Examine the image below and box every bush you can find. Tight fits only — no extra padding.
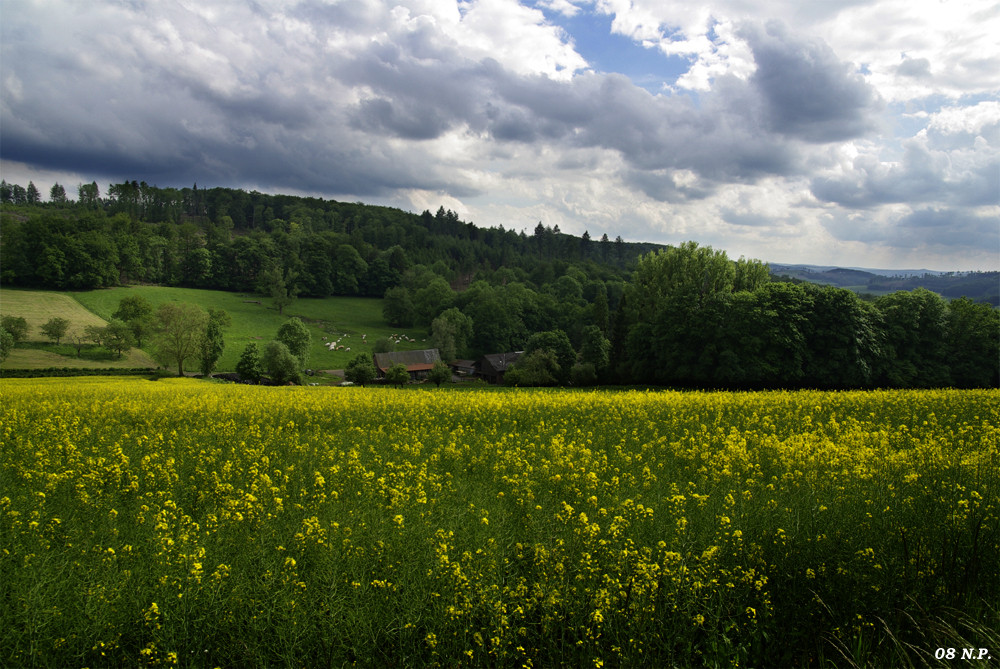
[570,362,598,386]
[263,340,302,385]
[344,353,376,387]
[276,318,311,367]
[236,342,264,383]
[384,363,409,387]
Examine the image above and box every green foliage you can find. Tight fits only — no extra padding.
[333,244,368,295]
[153,302,208,375]
[0,327,13,363]
[261,265,299,315]
[947,297,1000,388]
[344,353,376,387]
[876,288,951,388]
[276,317,311,367]
[113,295,154,346]
[570,361,598,386]
[505,349,559,387]
[373,337,395,354]
[431,307,473,362]
[384,362,409,387]
[199,312,229,376]
[578,324,610,374]
[383,286,415,327]
[413,276,454,325]
[525,329,575,385]
[103,319,135,358]
[40,317,70,345]
[262,340,302,385]
[1,315,29,344]
[236,342,264,383]
[427,360,452,387]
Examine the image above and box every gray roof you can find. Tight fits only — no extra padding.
[478,351,523,373]
[374,349,441,371]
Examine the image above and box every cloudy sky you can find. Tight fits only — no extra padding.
[2,0,998,270]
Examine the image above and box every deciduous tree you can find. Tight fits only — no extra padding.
[113,295,154,346]
[236,342,264,383]
[427,360,451,387]
[385,362,409,387]
[276,317,311,367]
[263,340,302,385]
[153,302,208,375]
[1,316,29,345]
[40,317,71,345]
[344,353,376,387]
[198,309,230,376]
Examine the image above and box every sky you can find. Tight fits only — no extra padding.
[1,0,998,271]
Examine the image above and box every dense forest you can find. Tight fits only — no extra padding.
[1,179,997,388]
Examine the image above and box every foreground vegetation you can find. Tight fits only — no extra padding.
[2,379,997,667]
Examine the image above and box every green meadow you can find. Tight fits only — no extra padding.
[1,286,430,373]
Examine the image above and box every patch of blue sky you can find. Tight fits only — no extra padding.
[543,6,691,94]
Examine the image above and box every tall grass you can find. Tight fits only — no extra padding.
[2,379,997,667]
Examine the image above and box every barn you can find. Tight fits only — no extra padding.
[475,351,523,385]
[373,349,442,381]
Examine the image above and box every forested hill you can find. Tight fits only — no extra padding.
[2,179,998,389]
[771,264,999,306]
[0,179,660,295]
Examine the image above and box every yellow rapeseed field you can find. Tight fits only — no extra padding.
[1,378,997,667]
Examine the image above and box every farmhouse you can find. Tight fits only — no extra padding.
[449,359,477,378]
[476,351,523,385]
[373,349,441,381]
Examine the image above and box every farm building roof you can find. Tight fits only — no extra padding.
[373,349,441,372]
[477,351,523,374]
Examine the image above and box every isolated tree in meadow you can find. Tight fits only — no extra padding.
[40,317,71,345]
[344,353,376,387]
[263,340,302,385]
[0,327,13,363]
[276,317,311,367]
[68,331,88,357]
[236,342,264,383]
[0,316,29,345]
[427,360,452,388]
[113,295,154,347]
[384,362,409,387]
[198,309,231,376]
[153,302,208,375]
[84,324,106,349]
[103,319,135,358]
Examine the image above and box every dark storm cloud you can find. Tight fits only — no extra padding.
[739,21,881,143]
[0,2,888,203]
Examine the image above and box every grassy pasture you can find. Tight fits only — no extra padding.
[73,286,430,372]
[0,288,158,368]
[0,288,106,332]
[2,286,428,372]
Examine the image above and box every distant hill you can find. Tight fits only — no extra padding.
[770,263,999,305]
